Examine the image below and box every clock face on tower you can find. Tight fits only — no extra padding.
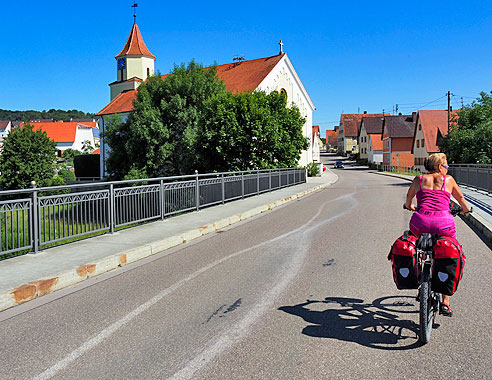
[117,58,126,70]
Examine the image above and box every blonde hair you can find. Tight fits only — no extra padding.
[424,153,447,172]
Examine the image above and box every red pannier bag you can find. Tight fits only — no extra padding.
[432,236,466,295]
[388,231,420,289]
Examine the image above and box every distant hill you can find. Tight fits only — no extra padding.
[0,109,95,122]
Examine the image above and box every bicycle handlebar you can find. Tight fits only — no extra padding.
[403,203,473,216]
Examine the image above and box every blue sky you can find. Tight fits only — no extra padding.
[2,1,492,135]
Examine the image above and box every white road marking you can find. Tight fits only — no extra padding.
[31,192,356,380]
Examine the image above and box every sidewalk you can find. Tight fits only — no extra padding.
[0,171,338,312]
[372,171,492,244]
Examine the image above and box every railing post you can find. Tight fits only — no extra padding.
[257,170,260,195]
[31,182,39,254]
[109,183,115,233]
[160,179,165,220]
[241,172,245,199]
[195,170,200,211]
[269,169,272,191]
[221,174,225,204]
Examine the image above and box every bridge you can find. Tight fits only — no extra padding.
[0,153,491,379]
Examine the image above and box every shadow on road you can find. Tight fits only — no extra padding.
[279,296,423,350]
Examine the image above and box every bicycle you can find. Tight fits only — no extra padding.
[403,203,470,344]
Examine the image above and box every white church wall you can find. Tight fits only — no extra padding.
[257,55,315,167]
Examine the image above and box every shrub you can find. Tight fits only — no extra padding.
[58,168,76,182]
[306,162,320,177]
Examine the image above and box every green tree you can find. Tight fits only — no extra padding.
[0,124,57,189]
[105,60,227,179]
[62,148,83,165]
[439,91,492,164]
[197,90,307,171]
[81,140,94,154]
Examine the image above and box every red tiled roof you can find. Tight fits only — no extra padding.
[369,134,383,151]
[312,125,320,136]
[0,121,10,130]
[326,130,338,146]
[115,23,155,60]
[414,110,459,153]
[98,54,285,116]
[341,113,388,137]
[91,148,100,155]
[97,90,138,116]
[215,54,284,93]
[26,122,78,143]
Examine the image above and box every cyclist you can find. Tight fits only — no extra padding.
[405,153,471,317]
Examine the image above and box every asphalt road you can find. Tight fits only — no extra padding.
[1,154,491,380]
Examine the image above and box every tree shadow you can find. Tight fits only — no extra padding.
[279,296,423,350]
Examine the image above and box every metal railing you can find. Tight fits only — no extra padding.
[374,164,423,176]
[0,168,306,257]
[448,164,492,193]
[375,163,492,193]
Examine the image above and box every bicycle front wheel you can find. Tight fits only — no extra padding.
[419,270,433,344]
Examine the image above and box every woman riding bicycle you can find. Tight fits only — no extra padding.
[405,153,471,317]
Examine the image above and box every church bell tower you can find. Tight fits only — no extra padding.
[109,21,156,101]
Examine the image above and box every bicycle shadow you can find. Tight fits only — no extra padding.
[278,296,423,350]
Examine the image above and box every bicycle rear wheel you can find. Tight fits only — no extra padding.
[419,269,434,344]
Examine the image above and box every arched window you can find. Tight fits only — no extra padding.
[279,88,287,101]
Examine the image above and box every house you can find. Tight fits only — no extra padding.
[358,116,384,163]
[337,112,387,155]
[312,125,322,162]
[325,128,338,151]
[0,121,12,148]
[26,121,98,156]
[412,110,450,170]
[97,22,315,179]
[382,114,416,166]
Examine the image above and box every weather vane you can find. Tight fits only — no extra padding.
[132,1,138,23]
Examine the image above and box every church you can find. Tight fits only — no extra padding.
[97,21,315,178]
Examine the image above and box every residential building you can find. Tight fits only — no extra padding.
[382,114,416,166]
[359,116,384,163]
[412,110,449,170]
[312,125,321,162]
[0,121,12,148]
[358,116,384,160]
[325,128,338,151]
[97,22,315,179]
[337,113,387,155]
[26,121,98,156]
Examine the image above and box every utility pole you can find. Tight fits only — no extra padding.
[396,104,399,115]
[447,91,451,133]
[461,97,464,108]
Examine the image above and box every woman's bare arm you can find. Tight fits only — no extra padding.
[405,177,419,211]
[449,176,472,213]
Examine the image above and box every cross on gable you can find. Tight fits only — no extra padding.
[279,40,284,54]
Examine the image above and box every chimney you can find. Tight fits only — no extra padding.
[363,110,367,114]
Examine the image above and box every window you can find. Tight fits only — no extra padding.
[419,123,422,130]
[421,139,425,147]
[279,88,287,101]
[147,68,150,77]
[417,140,420,148]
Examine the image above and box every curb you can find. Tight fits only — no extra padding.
[370,170,492,243]
[0,177,337,312]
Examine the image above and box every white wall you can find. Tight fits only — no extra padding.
[257,55,315,167]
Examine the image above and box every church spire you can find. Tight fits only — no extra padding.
[115,23,155,60]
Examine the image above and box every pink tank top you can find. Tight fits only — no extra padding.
[416,175,451,212]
